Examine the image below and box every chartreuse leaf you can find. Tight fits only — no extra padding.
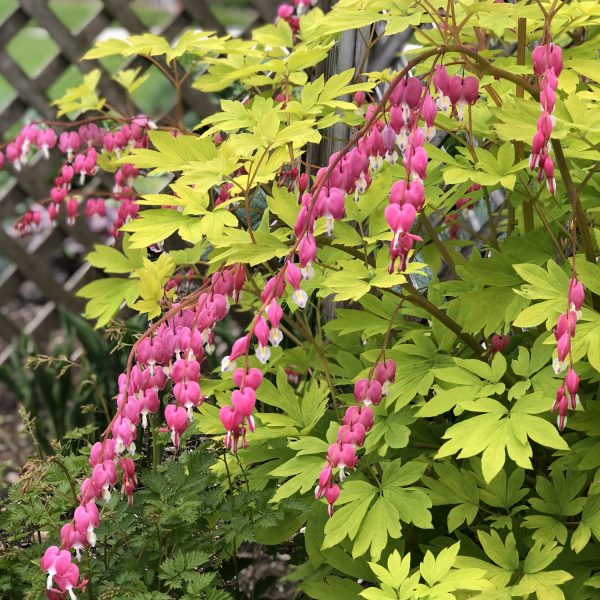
[258,369,328,433]
[478,530,519,571]
[362,541,490,598]
[319,260,371,302]
[79,235,164,326]
[423,463,480,532]
[325,308,391,337]
[269,455,325,502]
[131,254,175,319]
[82,38,128,59]
[445,249,528,337]
[112,67,149,94]
[78,277,139,328]
[322,482,377,550]
[472,460,528,512]
[513,261,570,328]
[381,460,433,541]
[305,505,374,581]
[369,550,411,589]
[267,185,300,228]
[436,393,569,482]
[209,227,288,266]
[351,496,401,560]
[300,380,330,433]
[125,130,218,174]
[512,542,571,598]
[321,460,431,561]
[53,69,105,116]
[420,542,461,586]
[573,495,600,553]
[522,470,586,546]
[86,236,144,274]
[364,409,414,456]
[119,209,185,248]
[121,206,239,249]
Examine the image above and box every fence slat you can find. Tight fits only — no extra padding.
[101,0,147,34]
[180,0,226,35]
[0,49,54,119]
[0,7,29,42]
[0,228,83,314]
[19,0,130,113]
[0,98,26,137]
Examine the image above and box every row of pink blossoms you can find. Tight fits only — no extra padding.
[41,264,248,597]
[530,43,562,194]
[2,117,152,238]
[551,277,584,430]
[316,361,397,515]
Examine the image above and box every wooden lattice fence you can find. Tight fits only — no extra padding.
[0,0,279,362]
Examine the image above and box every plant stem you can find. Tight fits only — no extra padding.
[420,213,465,276]
[299,312,341,420]
[152,415,159,473]
[551,139,596,264]
[516,18,534,232]
[51,456,78,505]
[222,450,240,591]
[402,282,481,354]
[85,551,94,600]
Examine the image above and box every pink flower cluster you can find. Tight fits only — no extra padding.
[530,44,563,194]
[40,547,87,599]
[315,360,396,516]
[40,266,248,597]
[217,261,314,449]
[382,70,478,267]
[384,77,431,272]
[3,116,154,238]
[551,277,584,430]
[432,66,479,120]
[276,0,317,33]
[60,501,100,560]
[220,368,262,452]
[4,123,57,170]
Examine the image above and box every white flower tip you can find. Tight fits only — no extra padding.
[269,328,283,346]
[256,345,271,364]
[300,265,315,281]
[292,289,308,308]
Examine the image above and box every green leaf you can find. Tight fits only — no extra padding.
[477,530,519,571]
[523,541,563,574]
[86,242,144,274]
[266,185,299,228]
[322,489,377,549]
[269,455,324,502]
[120,209,186,248]
[352,496,401,560]
[53,69,105,116]
[303,576,363,600]
[496,141,515,175]
[77,277,139,327]
[420,542,460,586]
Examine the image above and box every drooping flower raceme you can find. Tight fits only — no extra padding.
[315,361,396,516]
[551,277,584,430]
[530,43,562,194]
